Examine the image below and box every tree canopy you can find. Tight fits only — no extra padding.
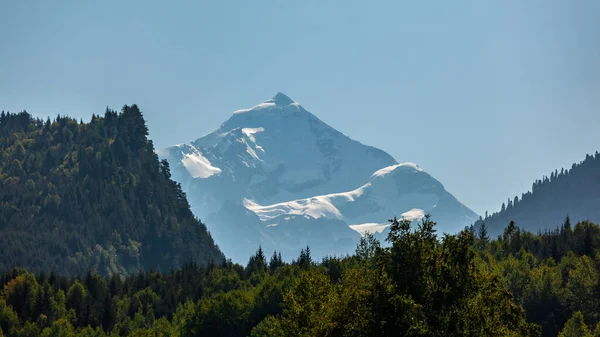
[5,215,599,336]
[0,107,223,276]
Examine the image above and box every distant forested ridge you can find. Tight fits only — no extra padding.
[0,215,545,337]
[0,107,223,276]
[3,215,600,336]
[474,152,600,236]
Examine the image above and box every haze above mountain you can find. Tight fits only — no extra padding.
[161,93,478,262]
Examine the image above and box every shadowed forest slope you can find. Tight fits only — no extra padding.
[0,107,223,276]
[474,152,600,236]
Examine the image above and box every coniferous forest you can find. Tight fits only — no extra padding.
[474,152,600,237]
[0,107,223,276]
[1,107,600,336]
[3,215,600,336]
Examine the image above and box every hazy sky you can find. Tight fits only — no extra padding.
[1,1,599,216]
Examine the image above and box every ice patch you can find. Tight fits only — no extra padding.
[233,102,276,114]
[245,196,344,221]
[181,152,222,178]
[234,128,266,160]
[349,223,390,236]
[401,208,426,221]
[242,127,265,138]
[245,142,261,160]
[244,180,369,223]
[349,209,424,236]
[371,162,423,178]
[242,127,266,152]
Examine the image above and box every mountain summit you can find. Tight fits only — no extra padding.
[175,93,397,208]
[161,94,478,262]
[267,92,296,106]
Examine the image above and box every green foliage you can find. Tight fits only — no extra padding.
[559,311,593,337]
[66,281,86,326]
[183,289,256,336]
[476,219,600,336]
[0,297,19,335]
[1,189,600,337]
[0,108,223,276]
[3,273,39,322]
[5,106,598,335]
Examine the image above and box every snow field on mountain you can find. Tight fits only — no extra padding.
[181,150,222,178]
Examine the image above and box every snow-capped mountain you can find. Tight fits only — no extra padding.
[161,93,478,262]
[246,162,475,235]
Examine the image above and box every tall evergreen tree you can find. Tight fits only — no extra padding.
[478,222,489,243]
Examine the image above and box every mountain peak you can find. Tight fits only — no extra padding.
[164,94,479,262]
[266,92,295,106]
[232,92,300,115]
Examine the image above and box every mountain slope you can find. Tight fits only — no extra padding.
[246,162,476,235]
[0,108,224,276]
[162,93,478,262]
[475,152,600,236]
[162,93,397,215]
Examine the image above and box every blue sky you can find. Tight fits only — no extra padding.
[1,1,599,216]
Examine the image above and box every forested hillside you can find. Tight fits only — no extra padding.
[2,106,599,336]
[3,216,600,336]
[0,215,546,337]
[475,152,600,236]
[0,107,223,276]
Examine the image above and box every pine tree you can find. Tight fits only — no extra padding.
[296,246,312,269]
[268,251,283,272]
[564,215,572,231]
[247,246,267,275]
[478,223,489,243]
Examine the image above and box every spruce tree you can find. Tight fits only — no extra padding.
[563,215,572,231]
[478,223,489,243]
